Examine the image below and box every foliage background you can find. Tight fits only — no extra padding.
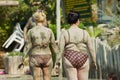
[0,0,56,50]
[0,0,107,50]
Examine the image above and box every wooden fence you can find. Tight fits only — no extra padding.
[89,38,120,79]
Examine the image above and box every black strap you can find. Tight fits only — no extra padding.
[67,30,70,43]
[83,30,84,43]
[65,30,70,46]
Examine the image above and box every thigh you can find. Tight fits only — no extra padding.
[43,58,53,75]
[42,64,52,80]
[42,67,51,76]
[77,58,90,80]
[46,58,53,68]
[29,55,39,67]
[63,57,78,80]
[31,66,41,80]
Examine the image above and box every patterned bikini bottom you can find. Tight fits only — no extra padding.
[64,50,88,69]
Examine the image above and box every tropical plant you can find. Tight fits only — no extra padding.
[107,14,120,47]
[86,27,102,38]
[91,0,97,4]
[109,15,120,28]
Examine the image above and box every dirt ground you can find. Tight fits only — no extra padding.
[0,75,104,80]
[0,75,66,80]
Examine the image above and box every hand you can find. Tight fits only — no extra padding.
[18,57,25,69]
[18,62,24,69]
[53,61,60,73]
[54,62,60,69]
[92,61,97,70]
[52,62,60,76]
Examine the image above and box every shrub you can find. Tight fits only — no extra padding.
[8,51,24,56]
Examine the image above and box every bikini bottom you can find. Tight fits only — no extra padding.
[30,54,51,68]
[64,50,88,69]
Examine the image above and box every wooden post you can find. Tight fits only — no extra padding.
[56,0,61,41]
[56,0,62,80]
[0,0,19,6]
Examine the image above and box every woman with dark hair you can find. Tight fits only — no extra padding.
[23,10,58,80]
[23,16,36,42]
[55,11,97,80]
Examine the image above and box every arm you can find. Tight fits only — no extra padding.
[50,29,58,54]
[23,18,31,42]
[18,31,32,68]
[85,30,96,63]
[56,30,65,63]
[23,27,27,41]
[23,30,32,59]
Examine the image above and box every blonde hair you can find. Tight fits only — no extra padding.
[33,10,46,23]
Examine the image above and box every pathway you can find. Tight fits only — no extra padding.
[0,74,105,80]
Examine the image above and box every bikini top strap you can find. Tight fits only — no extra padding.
[83,30,85,43]
[65,30,70,46]
[67,30,70,43]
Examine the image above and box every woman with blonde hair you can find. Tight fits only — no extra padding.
[24,10,58,80]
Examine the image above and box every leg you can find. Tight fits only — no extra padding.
[31,66,41,80]
[29,57,41,80]
[77,59,90,80]
[42,58,53,80]
[63,57,78,80]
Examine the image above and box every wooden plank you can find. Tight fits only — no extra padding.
[63,0,91,18]
[0,1,19,6]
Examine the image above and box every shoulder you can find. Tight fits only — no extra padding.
[28,17,32,21]
[45,27,54,35]
[83,30,89,36]
[83,29,91,41]
[60,28,68,37]
[28,26,38,33]
[61,28,67,34]
[47,28,52,32]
